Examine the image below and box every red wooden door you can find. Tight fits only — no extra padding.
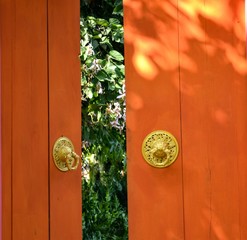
[1,0,81,239]
[125,0,247,239]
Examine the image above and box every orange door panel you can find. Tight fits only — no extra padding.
[1,1,49,238]
[180,1,247,238]
[48,0,82,239]
[1,0,81,239]
[124,0,184,239]
[124,0,247,239]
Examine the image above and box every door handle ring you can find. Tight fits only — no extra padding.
[53,136,80,172]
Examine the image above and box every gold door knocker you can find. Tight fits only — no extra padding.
[53,136,80,171]
[142,130,179,168]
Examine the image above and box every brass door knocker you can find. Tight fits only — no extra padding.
[53,136,80,171]
[142,130,179,168]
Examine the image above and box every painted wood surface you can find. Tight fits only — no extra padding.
[1,0,49,239]
[48,0,82,239]
[1,0,81,239]
[124,0,247,239]
[0,1,13,238]
[180,1,247,239]
[124,0,185,239]
[0,10,2,239]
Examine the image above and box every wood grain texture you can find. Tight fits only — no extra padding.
[12,0,49,239]
[0,18,2,239]
[1,1,82,239]
[124,0,184,239]
[179,0,247,239]
[1,0,49,239]
[0,1,13,238]
[125,0,247,239]
[48,0,82,239]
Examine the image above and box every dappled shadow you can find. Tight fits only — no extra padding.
[124,0,247,239]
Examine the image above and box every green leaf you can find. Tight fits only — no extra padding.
[109,18,120,24]
[92,40,99,49]
[97,111,102,121]
[95,70,109,81]
[113,4,123,16]
[87,89,93,99]
[109,50,124,61]
[96,18,109,27]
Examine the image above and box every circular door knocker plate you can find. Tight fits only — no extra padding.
[142,130,179,168]
[53,136,80,172]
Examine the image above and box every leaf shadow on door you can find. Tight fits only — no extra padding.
[124,0,247,239]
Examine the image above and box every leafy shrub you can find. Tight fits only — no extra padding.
[80,0,128,239]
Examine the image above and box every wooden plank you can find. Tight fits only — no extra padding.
[7,0,49,239]
[0,1,13,238]
[48,0,82,239]
[124,0,184,239]
[179,0,247,238]
[0,44,1,239]
[0,25,2,240]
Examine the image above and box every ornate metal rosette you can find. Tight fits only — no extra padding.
[53,136,75,172]
[142,130,179,168]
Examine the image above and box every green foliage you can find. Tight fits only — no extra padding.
[80,0,127,239]
[81,0,123,19]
